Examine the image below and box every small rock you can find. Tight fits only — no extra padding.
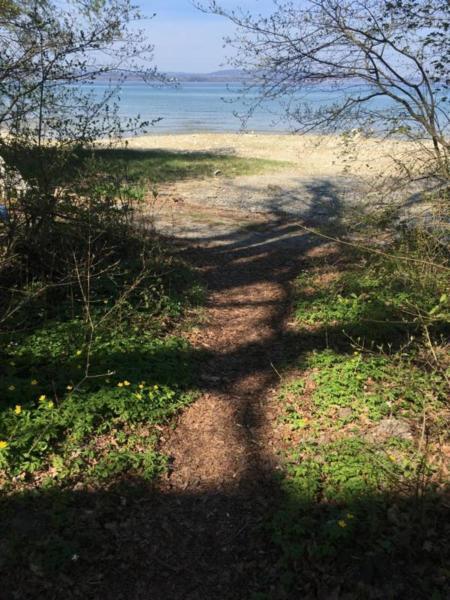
[337,407,353,419]
[368,417,413,441]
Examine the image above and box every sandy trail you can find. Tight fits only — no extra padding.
[131,133,421,241]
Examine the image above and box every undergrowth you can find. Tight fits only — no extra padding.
[0,192,204,488]
[0,145,208,594]
[271,211,450,598]
[0,244,199,485]
[0,270,202,487]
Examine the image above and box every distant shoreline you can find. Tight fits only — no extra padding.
[94,69,248,84]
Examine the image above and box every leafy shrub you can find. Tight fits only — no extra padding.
[0,208,203,485]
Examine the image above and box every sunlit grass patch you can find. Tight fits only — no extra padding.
[293,260,449,343]
[274,234,450,596]
[273,346,448,595]
[271,437,445,589]
[91,148,291,184]
[305,349,445,422]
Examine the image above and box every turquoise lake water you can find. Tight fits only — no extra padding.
[93,81,396,134]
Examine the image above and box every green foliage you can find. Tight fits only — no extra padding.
[275,224,450,596]
[0,372,192,478]
[304,350,445,422]
[0,219,203,485]
[274,359,446,595]
[273,438,393,561]
[294,259,449,336]
[271,435,448,596]
[283,438,398,507]
[295,269,385,326]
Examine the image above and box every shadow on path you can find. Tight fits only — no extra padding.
[2,186,448,600]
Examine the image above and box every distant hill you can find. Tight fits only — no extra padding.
[94,69,248,83]
[167,70,248,82]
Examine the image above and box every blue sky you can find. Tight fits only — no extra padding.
[138,1,274,72]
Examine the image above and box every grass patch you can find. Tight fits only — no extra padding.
[271,436,448,598]
[304,349,445,422]
[294,258,449,343]
[273,344,449,597]
[91,148,291,185]
[0,331,196,483]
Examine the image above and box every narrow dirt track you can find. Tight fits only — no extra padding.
[160,243,290,493]
[120,213,336,600]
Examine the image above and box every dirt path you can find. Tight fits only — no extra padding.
[112,141,414,596]
[111,137,370,597]
[160,231,301,494]
[120,208,335,600]
[159,209,334,494]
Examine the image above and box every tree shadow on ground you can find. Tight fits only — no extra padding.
[0,145,286,190]
[2,181,448,600]
[2,470,449,599]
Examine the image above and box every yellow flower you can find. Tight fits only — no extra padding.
[153,385,159,391]
[138,384,145,390]
[117,382,124,388]
[31,379,38,386]
[346,513,354,520]
[338,520,347,528]
[66,385,73,391]
[75,350,82,356]
[123,380,131,387]
[14,405,22,415]
[8,385,15,391]
[0,441,8,450]
[38,394,47,402]
[135,393,143,400]
[47,401,54,409]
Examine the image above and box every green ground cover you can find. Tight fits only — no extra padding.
[0,218,205,489]
[271,243,450,598]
